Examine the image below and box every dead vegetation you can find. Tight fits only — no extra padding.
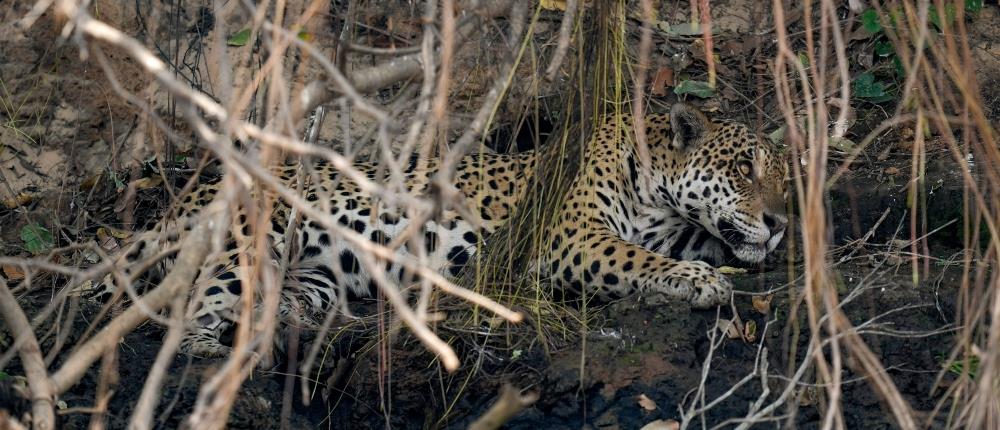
[1,0,999,429]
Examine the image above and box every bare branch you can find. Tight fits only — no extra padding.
[544,0,578,82]
[50,218,216,394]
[468,384,539,430]
[0,279,56,430]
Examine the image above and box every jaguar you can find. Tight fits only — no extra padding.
[83,103,788,357]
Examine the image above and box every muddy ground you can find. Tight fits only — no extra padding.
[2,1,999,429]
[36,244,965,429]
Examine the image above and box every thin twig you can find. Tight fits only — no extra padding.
[50,218,215,394]
[544,0,578,82]
[467,384,539,430]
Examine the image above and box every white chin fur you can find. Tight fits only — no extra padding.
[734,243,767,263]
[767,230,785,252]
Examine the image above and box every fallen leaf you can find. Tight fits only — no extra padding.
[798,386,820,407]
[650,67,674,96]
[718,266,747,275]
[743,319,758,343]
[752,294,773,315]
[108,228,132,239]
[540,0,566,10]
[20,223,54,255]
[768,125,787,144]
[640,419,680,430]
[2,265,25,281]
[295,27,313,42]
[658,22,709,37]
[227,28,252,46]
[637,393,658,411]
[829,136,856,151]
[80,249,101,264]
[2,192,34,209]
[79,170,104,191]
[674,80,716,98]
[133,176,163,190]
[890,239,910,249]
[720,316,742,339]
[96,228,121,252]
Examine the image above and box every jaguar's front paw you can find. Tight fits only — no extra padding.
[682,261,733,308]
[180,331,233,358]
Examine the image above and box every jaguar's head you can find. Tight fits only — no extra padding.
[651,103,789,263]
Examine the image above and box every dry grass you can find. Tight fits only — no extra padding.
[0,0,997,429]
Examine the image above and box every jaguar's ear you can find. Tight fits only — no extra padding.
[670,103,712,150]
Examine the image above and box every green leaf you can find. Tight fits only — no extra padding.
[853,72,895,102]
[673,80,715,98]
[946,356,980,378]
[227,28,252,46]
[929,4,957,31]
[797,52,810,68]
[965,0,983,13]
[892,55,906,78]
[20,223,54,255]
[767,125,786,144]
[0,371,9,381]
[852,73,879,96]
[829,136,856,151]
[928,6,941,30]
[875,40,894,57]
[109,171,125,191]
[861,9,882,33]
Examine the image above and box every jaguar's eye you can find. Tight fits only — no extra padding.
[737,160,754,179]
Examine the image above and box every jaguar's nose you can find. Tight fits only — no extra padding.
[763,213,787,236]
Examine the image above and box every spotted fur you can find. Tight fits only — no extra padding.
[84,103,787,357]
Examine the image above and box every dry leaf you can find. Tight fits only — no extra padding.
[718,266,747,275]
[720,317,742,339]
[743,319,757,343]
[798,386,820,407]
[650,67,674,96]
[96,228,121,252]
[540,0,566,11]
[80,249,101,264]
[889,239,910,249]
[2,264,25,281]
[98,227,133,240]
[884,166,900,176]
[487,316,507,328]
[640,419,680,430]
[2,192,34,209]
[752,294,773,315]
[79,170,104,191]
[133,176,163,190]
[885,253,903,266]
[637,393,658,411]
